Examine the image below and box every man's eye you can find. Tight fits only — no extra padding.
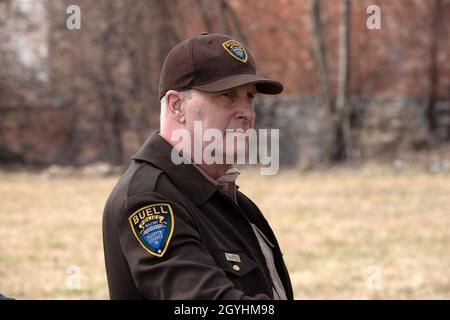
[221,92,233,98]
[248,92,255,99]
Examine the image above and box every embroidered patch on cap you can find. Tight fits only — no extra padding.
[222,39,248,63]
[128,203,174,257]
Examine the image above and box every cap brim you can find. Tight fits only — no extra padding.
[193,74,283,95]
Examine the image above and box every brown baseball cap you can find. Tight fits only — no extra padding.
[159,32,283,99]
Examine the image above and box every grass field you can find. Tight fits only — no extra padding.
[0,167,449,299]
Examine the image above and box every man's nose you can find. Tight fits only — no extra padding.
[236,99,255,123]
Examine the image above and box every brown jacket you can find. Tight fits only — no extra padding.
[102,132,293,299]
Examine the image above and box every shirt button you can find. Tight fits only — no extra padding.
[232,264,240,272]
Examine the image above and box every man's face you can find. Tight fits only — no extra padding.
[183,85,257,163]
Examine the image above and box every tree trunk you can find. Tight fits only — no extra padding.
[336,0,352,160]
[222,0,248,44]
[100,1,124,165]
[218,0,230,34]
[426,0,442,141]
[311,0,338,162]
[195,0,213,32]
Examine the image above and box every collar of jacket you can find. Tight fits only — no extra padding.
[131,131,218,205]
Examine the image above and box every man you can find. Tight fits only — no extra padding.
[103,32,293,299]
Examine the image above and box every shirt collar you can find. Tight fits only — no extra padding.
[195,163,241,203]
[131,132,218,205]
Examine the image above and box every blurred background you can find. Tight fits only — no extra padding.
[0,0,449,299]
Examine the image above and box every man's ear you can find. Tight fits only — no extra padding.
[166,90,186,124]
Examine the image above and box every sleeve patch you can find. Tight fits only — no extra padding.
[128,203,174,257]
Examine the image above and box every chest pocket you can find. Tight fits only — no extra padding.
[211,250,258,277]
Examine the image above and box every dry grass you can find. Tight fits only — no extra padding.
[0,167,449,299]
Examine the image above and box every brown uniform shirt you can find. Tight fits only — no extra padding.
[102,132,293,299]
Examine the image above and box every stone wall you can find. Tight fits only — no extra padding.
[256,96,450,166]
